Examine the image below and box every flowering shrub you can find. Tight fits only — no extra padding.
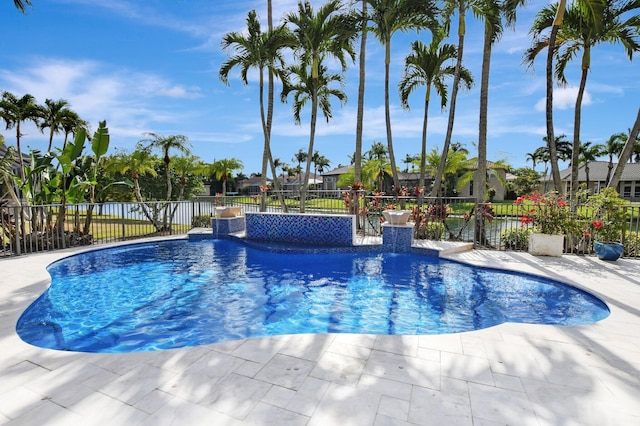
[515,191,576,235]
[587,188,626,243]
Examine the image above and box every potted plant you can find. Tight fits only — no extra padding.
[515,191,577,256]
[588,188,626,261]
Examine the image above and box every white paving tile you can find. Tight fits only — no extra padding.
[2,243,640,425]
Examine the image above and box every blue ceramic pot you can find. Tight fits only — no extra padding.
[593,241,624,261]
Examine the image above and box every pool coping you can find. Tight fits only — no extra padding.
[0,237,638,425]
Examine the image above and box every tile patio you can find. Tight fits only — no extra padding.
[0,240,638,425]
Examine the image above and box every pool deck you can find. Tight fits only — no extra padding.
[0,238,639,425]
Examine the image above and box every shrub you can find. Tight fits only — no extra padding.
[500,227,530,250]
[191,214,212,227]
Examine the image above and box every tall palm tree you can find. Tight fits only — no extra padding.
[219,9,295,209]
[284,0,358,212]
[399,36,473,196]
[211,158,244,196]
[432,0,474,197]
[140,133,191,202]
[366,0,439,196]
[527,0,605,195]
[354,0,367,185]
[282,63,347,206]
[526,0,640,199]
[366,141,388,161]
[0,92,43,181]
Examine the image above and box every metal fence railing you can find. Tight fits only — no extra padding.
[2,192,639,259]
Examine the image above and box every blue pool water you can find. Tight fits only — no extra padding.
[17,239,610,353]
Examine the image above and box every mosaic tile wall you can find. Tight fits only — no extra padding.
[382,224,415,253]
[245,213,355,246]
[211,216,246,238]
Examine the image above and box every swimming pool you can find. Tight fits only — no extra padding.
[17,239,610,353]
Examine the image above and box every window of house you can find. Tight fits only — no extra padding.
[469,180,474,196]
[634,182,640,199]
[623,184,632,198]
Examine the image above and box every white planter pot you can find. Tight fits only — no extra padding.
[528,232,564,257]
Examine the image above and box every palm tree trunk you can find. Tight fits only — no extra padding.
[476,27,490,205]
[609,107,640,189]
[418,90,430,207]
[384,40,401,199]
[570,53,589,198]
[354,0,367,186]
[432,1,465,197]
[545,0,566,195]
[301,81,319,213]
[605,153,614,186]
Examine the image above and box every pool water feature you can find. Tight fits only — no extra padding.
[16,239,610,353]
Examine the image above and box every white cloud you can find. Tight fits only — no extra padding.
[534,86,592,111]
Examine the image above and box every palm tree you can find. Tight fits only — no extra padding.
[219,9,295,209]
[140,133,191,202]
[526,0,640,199]
[603,132,626,185]
[366,141,388,161]
[292,148,308,184]
[366,0,439,196]
[0,92,43,181]
[579,141,605,190]
[525,150,539,171]
[527,0,607,195]
[211,158,244,196]
[107,147,161,227]
[13,0,31,13]
[353,0,368,186]
[60,111,88,150]
[283,0,358,211]
[39,98,75,152]
[432,0,474,197]
[399,36,473,196]
[172,155,206,201]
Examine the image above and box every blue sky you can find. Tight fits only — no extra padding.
[1,0,638,176]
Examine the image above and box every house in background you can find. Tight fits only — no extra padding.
[542,161,640,201]
[457,161,509,201]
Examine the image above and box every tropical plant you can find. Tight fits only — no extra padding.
[0,92,43,181]
[579,141,605,189]
[399,35,473,197]
[366,0,439,196]
[283,0,358,211]
[587,187,627,243]
[13,0,31,13]
[516,191,577,235]
[219,9,295,208]
[211,158,244,196]
[526,0,640,199]
[39,98,75,152]
[140,132,191,203]
[602,132,625,185]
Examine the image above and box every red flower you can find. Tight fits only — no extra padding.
[592,220,603,229]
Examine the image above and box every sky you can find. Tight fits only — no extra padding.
[1,0,639,177]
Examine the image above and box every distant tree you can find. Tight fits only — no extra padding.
[211,158,244,196]
[0,92,43,181]
[39,99,75,152]
[512,167,542,196]
[140,133,191,202]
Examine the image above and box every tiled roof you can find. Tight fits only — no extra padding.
[542,161,640,182]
